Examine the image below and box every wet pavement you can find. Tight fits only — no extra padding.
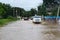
[0,20,60,40]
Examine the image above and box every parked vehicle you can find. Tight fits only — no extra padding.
[30,16,34,20]
[24,17,29,20]
[32,16,42,23]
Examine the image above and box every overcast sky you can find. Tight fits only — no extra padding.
[0,0,43,11]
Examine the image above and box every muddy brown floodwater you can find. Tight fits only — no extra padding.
[0,20,60,40]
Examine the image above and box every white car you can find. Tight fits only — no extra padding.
[32,16,42,23]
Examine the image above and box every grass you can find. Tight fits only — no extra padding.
[0,18,17,27]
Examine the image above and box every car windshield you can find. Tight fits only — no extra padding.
[34,16,41,18]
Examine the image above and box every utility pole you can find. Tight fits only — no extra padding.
[16,10,17,18]
[54,6,58,22]
[13,8,14,17]
[56,5,60,23]
[57,6,60,18]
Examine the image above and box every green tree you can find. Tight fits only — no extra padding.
[43,0,60,16]
[38,4,47,16]
[30,8,37,16]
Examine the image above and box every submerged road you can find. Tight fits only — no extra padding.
[0,20,60,40]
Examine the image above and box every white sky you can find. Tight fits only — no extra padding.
[0,0,43,11]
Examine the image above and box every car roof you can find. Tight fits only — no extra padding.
[33,16,41,18]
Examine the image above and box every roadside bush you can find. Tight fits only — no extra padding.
[0,19,16,27]
[0,19,9,25]
[7,16,14,19]
[7,16,17,21]
[0,16,20,27]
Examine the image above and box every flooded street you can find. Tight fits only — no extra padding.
[0,20,60,40]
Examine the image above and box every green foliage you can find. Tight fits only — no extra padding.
[0,2,27,18]
[0,18,18,26]
[43,0,59,8]
[7,16,14,19]
[38,4,47,16]
[52,8,58,16]
[7,16,18,21]
[38,0,58,16]
[30,8,37,16]
[21,8,37,17]
[0,19,11,25]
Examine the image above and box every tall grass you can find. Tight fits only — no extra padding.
[0,16,20,27]
[0,19,17,27]
[0,19,10,25]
